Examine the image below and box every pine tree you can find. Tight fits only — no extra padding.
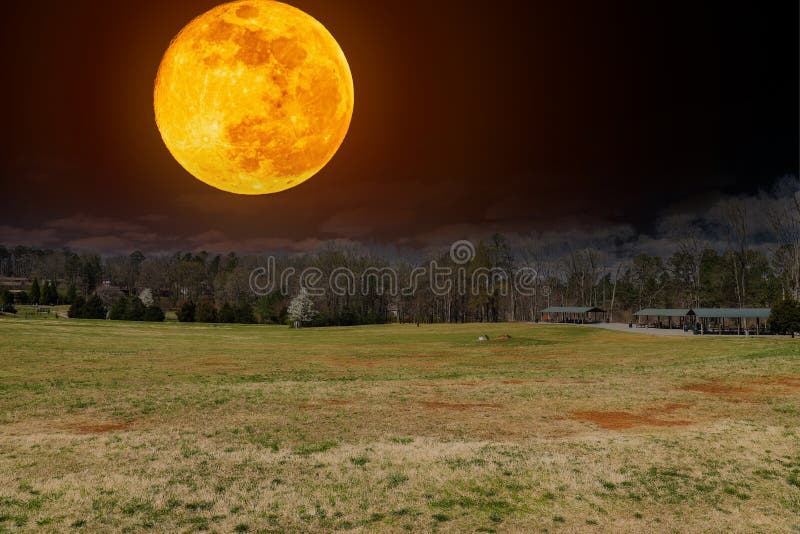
[42,281,58,306]
[29,278,41,305]
[68,296,86,318]
[65,283,77,305]
[83,295,107,319]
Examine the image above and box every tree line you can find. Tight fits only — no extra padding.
[2,181,800,325]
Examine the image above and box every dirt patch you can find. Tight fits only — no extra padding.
[328,359,378,368]
[495,334,513,340]
[572,411,693,430]
[573,402,694,430]
[421,401,503,411]
[659,402,694,413]
[72,422,133,434]
[682,382,753,395]
[501,379,526,384]
[300,399,352,409]
[409,381,479,387]
[752,376,800,388]
[328,354,446,369]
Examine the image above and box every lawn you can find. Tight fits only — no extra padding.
[0,318,799,532]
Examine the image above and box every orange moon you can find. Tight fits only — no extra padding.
[154,1,354,195]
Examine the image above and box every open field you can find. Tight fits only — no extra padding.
[1,319,799,532]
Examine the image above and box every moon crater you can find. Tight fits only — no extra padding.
[154,1,354,194]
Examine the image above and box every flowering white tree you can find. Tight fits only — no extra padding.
[138,288,154,307]
[288,288,317,327]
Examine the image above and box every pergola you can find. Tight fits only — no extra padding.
[693,308,771,335]
[541,306,606,324]
[631,307,772,334]
[633,308,695,329]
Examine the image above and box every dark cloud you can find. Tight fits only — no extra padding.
[0,0,796,250]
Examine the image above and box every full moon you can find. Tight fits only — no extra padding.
[154,1,354,195]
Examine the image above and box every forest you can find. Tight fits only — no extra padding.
[2,180,800,325]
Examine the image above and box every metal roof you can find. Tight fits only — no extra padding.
[692,308,771,319]
[541,306,605,314]
[634,308,694,317]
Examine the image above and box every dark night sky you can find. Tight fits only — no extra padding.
[0,1,797,252]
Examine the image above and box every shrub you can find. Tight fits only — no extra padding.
[109,296,163,322]
[234,302,255,324]
[769,299,800,335]
[254,292,287,324]
[69,296,86,318]
[126,297,146,321]
[0,288,13,306]
[195,298,218,323]
[70,295,107,319]
[177,300,196,322]
[218,303,235,323]
[143,305,165,322]
[109,298,128,320]
[83,295,107,319]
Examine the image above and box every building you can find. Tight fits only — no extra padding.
[633,307,771,334]
[540,306,606,324]
[633,308,695,329]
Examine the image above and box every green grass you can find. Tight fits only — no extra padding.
[0,317,799,531]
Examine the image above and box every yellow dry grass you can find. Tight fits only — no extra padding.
[0,318,798,532]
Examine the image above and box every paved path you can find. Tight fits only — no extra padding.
[535,321,692,336]
[539,321,780,338]
[579,322,694,336]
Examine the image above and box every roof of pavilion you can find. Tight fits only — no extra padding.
[541,306,605,314]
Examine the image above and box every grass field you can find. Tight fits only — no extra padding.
[1,318,799,532]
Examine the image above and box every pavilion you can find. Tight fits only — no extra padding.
[632,307,771,334]
[693,308,771,335]
[633,308,695,329]
[540,306,606,324]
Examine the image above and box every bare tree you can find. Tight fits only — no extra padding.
[661,214,707,308]
[720,199,750,309]
[766,177,800,300]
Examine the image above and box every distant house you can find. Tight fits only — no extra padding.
[0,277,29,290]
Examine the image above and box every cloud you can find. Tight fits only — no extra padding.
[1,176,796,259]
[184,230,324,254]
[319,208,417,237]
[44,214,147,235]
[64,235,131,252]
[0,225,59,247]
[138,213,168,223]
